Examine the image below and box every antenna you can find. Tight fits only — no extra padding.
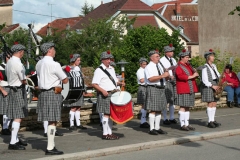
[48,3,55,22]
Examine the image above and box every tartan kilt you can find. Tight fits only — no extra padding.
[5,88,28,119]
[69,95,84,107]
[165,81,176,104]
[37,90,63,121]
[96,92,112,114]
[136,86,146,106]
[201,81,219,102]
[174,93,195,107]
[0,87,10,115]
[145,86,167,112]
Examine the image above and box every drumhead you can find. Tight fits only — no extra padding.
[111,91,132,106]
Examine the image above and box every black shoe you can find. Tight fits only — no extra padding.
[140,122,150,128]
[17,139,28,146]
[156,129,168,134]
[163,119,171,125]
[238,104,240,108]
[230,102,235,108]
[69,126,77,131]
[1,129,11,135]
[180,125,189,131]
[55,131,63,136]
[8,143,26,150]
[227,101,233,108]
[149,129,158,135]
[43,133,47,137]
[76,125,87,130]
[169,119,178,124]
[213,121,221,127]
[45,147,64,155]
[187,125,195,131]
[207,122,216,128]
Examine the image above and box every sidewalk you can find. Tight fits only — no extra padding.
[0,107,240,160]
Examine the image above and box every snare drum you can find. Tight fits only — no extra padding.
[110,91,131,106]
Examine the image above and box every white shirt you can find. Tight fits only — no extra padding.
[145,61,166,86]
[0,63,8,86]
[136,67,145,85]
[92,63,118,91]
[36,56,67,89]
[202,63,220,87]
[5,56,26,86]
[160,56,177,77]
[72,66,80,72]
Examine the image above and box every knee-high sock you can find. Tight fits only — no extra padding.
[75,111,81,126]
[140,109,147,124]
[169,105,175,120]
[69,111,75,127]
[149,113,155,130]
[178,111,185,127]
[3,115,10,129]
[162,109,167,121]
[155,114,161,130]
[43,121,48,133]
[47,125,56,150]
[102,117,109,135]
[99,113,103,123]
[108,118,113,135]
[185,111,190,126]
[207,107,212,122]
[212,107,216,121]
[10,121,20,144]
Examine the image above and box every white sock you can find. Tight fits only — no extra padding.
[99,113,103,123]
[75,111,81,126]
[108,118,113,135]
[155,114,161,130]
[162,109,167,121]
[102,117,109,135]
[149,113,155,130]
[43,121,48,133]
[3,115,10,129]
[212,107,216,121]
[10,121,20,144]
[169,105,175,120]
[47,125,56,150]
[185,111,190,126]
[140,109,147,124]
[69,111,75,127]
[178,111,185,127]
[207,107,212,122]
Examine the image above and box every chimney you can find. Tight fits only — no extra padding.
[101,1,103,5]
[47,23,52,36]
[66,23,70,30]
[175,2,181,16]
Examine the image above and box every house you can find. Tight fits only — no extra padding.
[1,23,21,33]
[0,0,13,25]
[37,17,83,36]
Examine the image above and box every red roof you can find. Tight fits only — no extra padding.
[128,16,158,28]
[159,4,198,43]
[37,17,82,36]
[120,0,153,11]
[1,23,19,33]
[152,0,193,10]
[0,0,13,5]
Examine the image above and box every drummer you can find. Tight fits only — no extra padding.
[92,51,125,140]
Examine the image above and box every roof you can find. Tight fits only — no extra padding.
[1,23,20,33]
[151,0,193,10]
[159,4,198,43]
[128,16,158,28]
[0,0,13,6]
[37,17,82,36]
[120,0,153,11]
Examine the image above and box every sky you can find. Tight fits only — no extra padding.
[12,0,169,32]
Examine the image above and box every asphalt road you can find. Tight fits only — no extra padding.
[91,135,240,160]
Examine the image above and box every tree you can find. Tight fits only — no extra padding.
[80,1,94,16]
[228,6,240,16]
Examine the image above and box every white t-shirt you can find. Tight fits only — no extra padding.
[145,61,166,86]
[202,63,221,87]
[136,67,145,85]
[160,56,177,77]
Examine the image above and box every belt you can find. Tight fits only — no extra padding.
[9,86,22,89]
[213,79,218,81]
[148,85,165,89]
[139,85,147,87]
[40,87,54,92]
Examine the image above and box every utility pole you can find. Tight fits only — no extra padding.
[48,3,55,22]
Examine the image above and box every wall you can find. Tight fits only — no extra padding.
[0,6,12,25]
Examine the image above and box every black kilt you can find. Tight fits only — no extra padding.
[69,96,84,107]
[37,90,63,121]
[165,81,176,104]
[5,87,28,119]
[136,86,146,106]
[201,81,219,102]
[175,93,195,107]
[96,92,112,114]
[0,87,10,115]
[145,86,167,112]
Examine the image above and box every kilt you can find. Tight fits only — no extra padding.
[0,87,10,115]
[175,93,195,107]
[5,87,28,119]
[201,81,219,102]
[145,86,167,112]
[37,90,63,121]
[136,86,146,106]
[69,96,84,107]
[165,81,176,104]
[96,92,112,114]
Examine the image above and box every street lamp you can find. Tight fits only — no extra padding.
[116,59,129,91]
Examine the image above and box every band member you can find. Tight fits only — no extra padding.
[36,42,68,155]
[68,54,87,130]
[175,49,198,131]
[43,121,63,137]
[92,51,124,140]
[5,44,28,150]
[145,50,169,135]
[136,57,150,128]
[201,49,221,128]
[0,53,11,135]
[160,44,178,125]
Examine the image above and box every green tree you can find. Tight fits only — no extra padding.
[80,1,94,16]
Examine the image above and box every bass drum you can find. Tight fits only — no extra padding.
[61,70,85,105]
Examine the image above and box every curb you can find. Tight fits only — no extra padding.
[33,129,240,160]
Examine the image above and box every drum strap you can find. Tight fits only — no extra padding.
[99,66,117,87]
